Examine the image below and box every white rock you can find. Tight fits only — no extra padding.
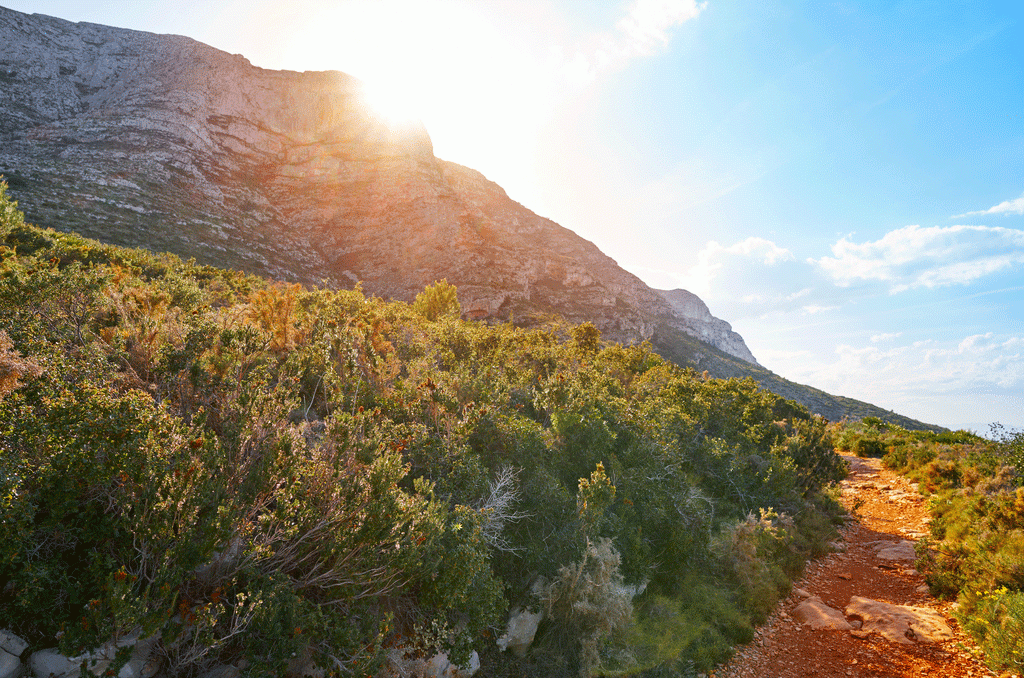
[844,596,954,644]
[0,631,27,658]
[0,648,21,678]
[385,648,479,678]
[875,540,917,562]
[118,635,161,678]
[28,630,158,678]
[496,608,544,657]
[29,648,80,678]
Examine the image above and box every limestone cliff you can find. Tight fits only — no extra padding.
[657,289,758,364]
[0,6,757,362]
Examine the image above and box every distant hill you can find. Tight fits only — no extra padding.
[649,324,944,432]
[0,6,940,431]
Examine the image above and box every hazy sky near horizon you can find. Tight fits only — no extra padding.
[4,0,1023,431]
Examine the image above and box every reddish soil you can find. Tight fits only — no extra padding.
[714,454,1010,678]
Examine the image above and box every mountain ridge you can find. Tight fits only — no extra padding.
[0,6,941,430]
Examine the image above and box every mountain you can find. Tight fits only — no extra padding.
[0,6,940,430]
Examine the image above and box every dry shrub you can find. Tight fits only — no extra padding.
[544,538,633,677]
[0,330,42,399]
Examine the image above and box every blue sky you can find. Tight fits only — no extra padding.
[4,1,1023,431]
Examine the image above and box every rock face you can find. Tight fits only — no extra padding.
[657,289,758,364]
[0,6,757,361]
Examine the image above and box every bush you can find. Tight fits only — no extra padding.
[0,190,855,676]
[958,587,1024,672]
[413,279,460,321]
[543,539,633,677]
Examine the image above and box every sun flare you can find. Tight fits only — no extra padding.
[360,79,423,128]
[285,0,565,211]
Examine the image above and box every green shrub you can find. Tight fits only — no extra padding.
[958,587,1024,672]
[413,279,461,321]
[852,435,887,458]
[0,190,855,676]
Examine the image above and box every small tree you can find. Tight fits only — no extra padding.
[413,279,460,321]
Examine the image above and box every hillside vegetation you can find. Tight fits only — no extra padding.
[834,418,1024,672]
[0,184,848,677]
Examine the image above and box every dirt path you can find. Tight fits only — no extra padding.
[715,454,1000,678]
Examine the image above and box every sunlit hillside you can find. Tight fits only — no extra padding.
[0,185,848,676]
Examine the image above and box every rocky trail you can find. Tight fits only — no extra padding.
[716,454,1004,678]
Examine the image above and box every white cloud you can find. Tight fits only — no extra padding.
[676,237,794,294]
[617,0,707,55]
[871,332,903,343]
[727,237,794,264]
[634,236,859,322]
[802,305,839,315]
[958,332,994,353]
[772,332,1024,420]
[636,153,767,214]
[955,192,1024,217]
[812,224,1024,292]
[564,0,706,85]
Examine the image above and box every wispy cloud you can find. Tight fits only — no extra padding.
[683,237,793,293]
[618,0,707,55]
[771,332,1024,424]
[812,224,1024,292]
[802,305,839,315]
[871,332,903,343]
[564,0,706,85]
[634,236,850,321]
[955,192,1024,218]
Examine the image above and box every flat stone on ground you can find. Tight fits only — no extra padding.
[875,540,917,562]
[844,596,954,645]
[792,596,854,631]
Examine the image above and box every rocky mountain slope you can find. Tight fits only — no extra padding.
[0,6,753,359]
[0,6,938,428]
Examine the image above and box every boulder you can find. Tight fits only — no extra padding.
[286,644,325,678]
[28,630,159,678]
[385,648,480,678]
[496,608,544,657]
[791,596,853,631]
[844,596,954,644]
[29,649,78,678]
[0,631,27,658]
[0,648,21,678]
[875,540,917,562]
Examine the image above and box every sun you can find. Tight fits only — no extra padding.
[359,78,424,129]
[287,0,560,208]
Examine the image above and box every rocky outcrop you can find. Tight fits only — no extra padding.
[657,289,758,364]
[0,6,757,361]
